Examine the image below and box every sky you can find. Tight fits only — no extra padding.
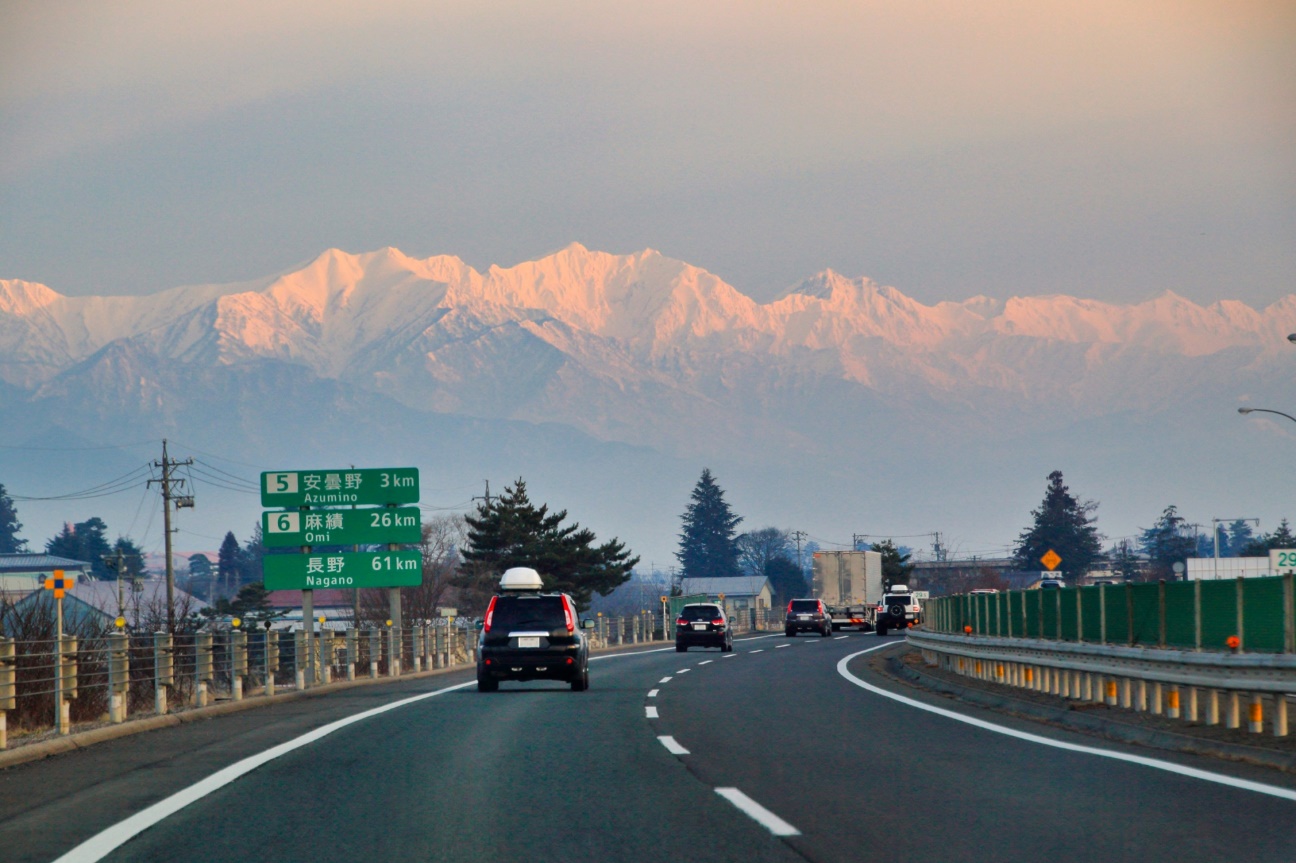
[2,1,1293,307]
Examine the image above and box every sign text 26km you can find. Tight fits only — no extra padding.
[260,468,419,507]
[263,550,424,590]
[263,508,422,548]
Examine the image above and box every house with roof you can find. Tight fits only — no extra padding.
[0,554,94,602]
[3,577,208,633]
[678,576,773,619]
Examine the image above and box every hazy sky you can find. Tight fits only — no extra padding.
[2,1,1293,305]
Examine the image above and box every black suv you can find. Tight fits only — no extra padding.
[477,591,593,691]
[785,598,832,637]
[675,603,733,652]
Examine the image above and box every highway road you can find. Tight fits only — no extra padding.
[3,633,1296,862]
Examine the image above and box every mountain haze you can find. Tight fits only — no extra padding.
[2,245,1293,564]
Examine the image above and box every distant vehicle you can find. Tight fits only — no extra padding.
[874,584,922,636]
[1039,578,1064,589]
[968,588,999,595]
[812,550,883,630]
[477,567,594,692]
[675,603,733,652]
[784,598,833,637]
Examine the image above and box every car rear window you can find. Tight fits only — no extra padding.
[680,605,721,620]
[492,596,565,630]
[790,600,820,612]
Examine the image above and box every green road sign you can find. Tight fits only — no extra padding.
[260,468,420,507]
[262,507,422,548]
[264,550,424,590]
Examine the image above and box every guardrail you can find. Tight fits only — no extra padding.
[0,609,781,749]
[907,628,1294,737]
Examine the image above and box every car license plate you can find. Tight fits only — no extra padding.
[692,623,707,630]
[798,614,810,620]
[518,636,541,648]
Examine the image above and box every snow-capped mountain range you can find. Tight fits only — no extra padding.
[2,244,1293,563]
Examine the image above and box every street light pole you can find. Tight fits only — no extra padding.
[1238,407,1296,425]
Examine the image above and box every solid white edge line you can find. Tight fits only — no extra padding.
[658,735,690,755]
[836,646,1296,804]
[715,787,801,836]
[52,680,475,863]
[647,689,659,697]
[646,705,659,718]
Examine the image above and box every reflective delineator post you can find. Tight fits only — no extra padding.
[1248,694,1264,734]
[345,628,357,681]
[1166,685,1181,719]
[412,626,424,673]
[194,632,213,707]
[230,630,247,702]
[368,629,380,678]
[154,631,173,715]
[108,631,129,722]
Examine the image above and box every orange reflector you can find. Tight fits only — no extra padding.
[1226,635,1241,649]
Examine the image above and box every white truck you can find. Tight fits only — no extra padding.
[811,550,883,631]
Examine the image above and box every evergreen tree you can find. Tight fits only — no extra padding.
[871,539,915,588]
[0,483,26,553]
[241,522,264,586]
[1138,505,1196,579]
[1240,518,1296,556]
[1012,471,1103,584]
[736,527,790,578]
[217,532,242,600]
[676,468,743,580]
[1227,520,1255,556]
[764,556,808,605]
[45,517,114,577]
[461,478,637,609]
[1109,538,1141,582]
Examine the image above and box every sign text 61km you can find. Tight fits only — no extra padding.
[260,468,419,507]
[263,550,424,591]
[263,507,422,548]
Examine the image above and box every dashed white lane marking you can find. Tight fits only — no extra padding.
[677,668,691,674]
[723,654,737,658]
[834,635,849,640]
[658,735,690,755]
[50,680,476,863]
[647,689,659,698]
[775,644,790,649]
[715,787,801,836]
[836,647,1296,804]
[591,646,676,661]
[735,634,780,642]
[749,649,764,654]
[645,705,659,719]
[659,676,673,683]
[699,660,713,665]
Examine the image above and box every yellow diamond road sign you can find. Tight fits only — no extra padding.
[1041,549,1062,571]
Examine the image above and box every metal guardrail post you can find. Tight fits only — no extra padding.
[1098,583,1107,645]
[367,629,381,678]
[265,630,280,697]
[1125,583,1134,646]
[1076,588,1084,643]
[293,630,307,690]
[0,638,13,748]
[389,625,401,678]
[230,630,247,701]
[1194,579,1203,651]
[194,632,213,707]
[1236,577,1245,652]
[154,632,173,715]
[1055,589,1063,640]
[318,630,333,684]
[108,631,129,721]
[1284,573,1295,654]
[345,628,357,681]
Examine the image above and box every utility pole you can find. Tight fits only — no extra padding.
[102,549,132,618]
[932,532,947,563]
[471,480,495,510]
[790,530,807,574]
[852,533,866,552]
[148,439,193,633]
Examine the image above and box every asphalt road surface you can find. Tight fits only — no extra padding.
[2,633,1295,862]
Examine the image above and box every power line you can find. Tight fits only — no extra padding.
[10,464,153,501]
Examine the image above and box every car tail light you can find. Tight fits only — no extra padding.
[565,657,574,665]
[712,618,724,626]
[787,600,794,613]
[677,617,688,626]
[483,596,498,633]
[484,658,492,666]
[560,595,575,633]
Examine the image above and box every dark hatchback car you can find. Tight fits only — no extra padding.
[785,598,832,637]
[675,603,733,652]
[477,591,592,691]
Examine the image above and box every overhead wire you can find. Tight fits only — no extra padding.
[10,464,153,501]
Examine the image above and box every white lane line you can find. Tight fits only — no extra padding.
[647,689,659,698]
[699,660,713,665]
[735,634,780,642]
[658,735,690,755]
[659,676,673,683]
[715,787,801,836]
[645,705,659,719]
[677,668,691,674]
[775,644,790,649]
[51,680,475,863]
[836,647,1296,804]
[834,635,849,640]
[723,653,737,658]
[749,649,764,654]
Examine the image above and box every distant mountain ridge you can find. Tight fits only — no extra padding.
[2,244,1293,565]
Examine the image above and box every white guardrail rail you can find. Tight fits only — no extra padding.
[906,629,1295,737]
